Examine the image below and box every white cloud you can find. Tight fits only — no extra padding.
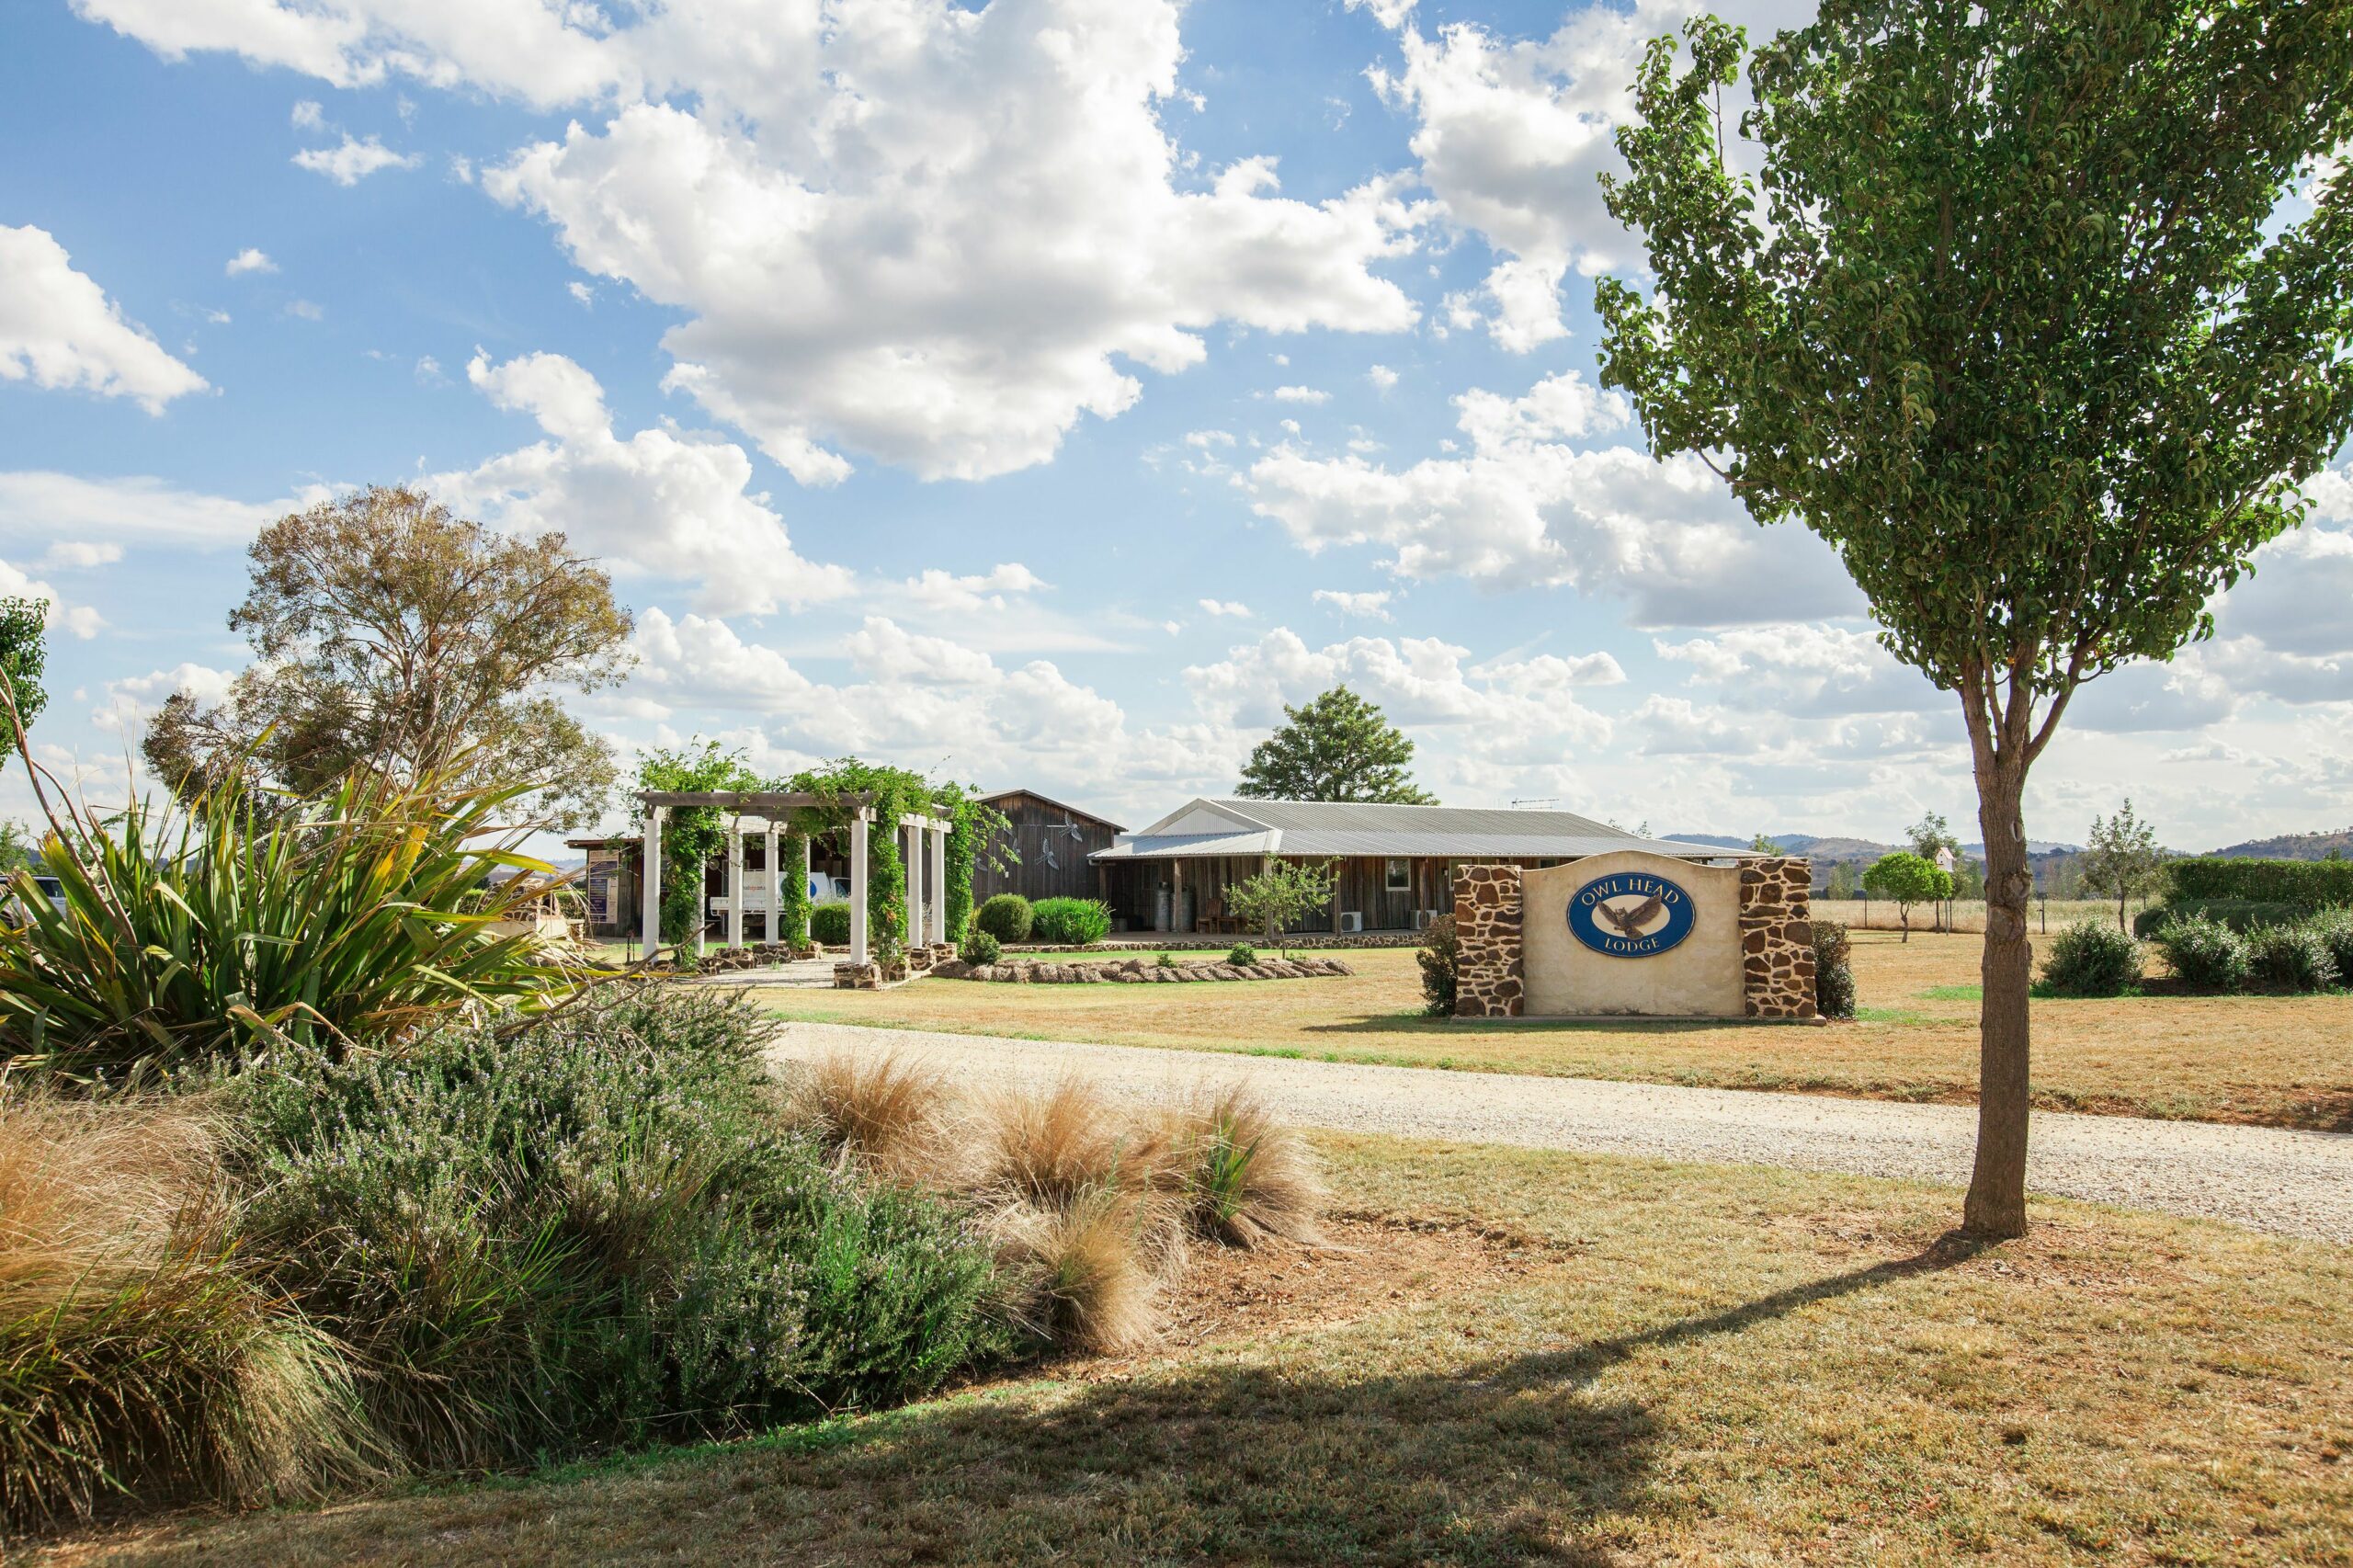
[42,540,122,569]
[0,225,207,414]
[902,564,1046,616]
[0,557,102,640]
[1198,598,1253,618]
[1312,587,1392,620]
[1365,363,1399,392]
[289,98,324,130]
[430,349,853,618]
[0,472,295,550]
[224,246,277,276]
[94,662,235,736]
[293,133,420,185]
[1245,369,1859,627]
[284,300,324,321]
[566,280,594,307]
[1184,429,1235,449]
[1270,384,1330,404]
[1358,0,1812,349]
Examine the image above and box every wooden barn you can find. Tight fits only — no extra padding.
[1089,797,1749,936]
[973,790,1126,904]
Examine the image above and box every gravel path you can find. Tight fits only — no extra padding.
[769,1021,2353,1244]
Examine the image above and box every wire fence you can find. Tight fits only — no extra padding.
[1810,897,2143,936]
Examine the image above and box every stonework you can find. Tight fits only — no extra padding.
[1739,858,1820,1020]
[1452,864,1525,1018]
[1449,857,1818,1021]
[832,961,881,990]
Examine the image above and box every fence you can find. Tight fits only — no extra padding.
[1810,897,2139,936]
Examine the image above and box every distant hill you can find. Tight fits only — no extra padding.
[2207,827,2353,859]
[1668,832,2082,863]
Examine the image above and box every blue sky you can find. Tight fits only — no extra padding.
[2,0,2347,850]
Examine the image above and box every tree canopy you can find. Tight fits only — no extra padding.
[1235,686,1437,804]
[1597,0,2353,1236]
[0,597,49,737]
[143,486,635,829]
[1862,851,1954,941]
[2081,798,2166,932]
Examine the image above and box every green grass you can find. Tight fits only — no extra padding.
[39,1133,2353,1566]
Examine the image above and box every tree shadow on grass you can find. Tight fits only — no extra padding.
[1297,1011,1739,1039]
[97,1239,1985,1568]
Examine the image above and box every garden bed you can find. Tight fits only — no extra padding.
[936,956,1355,984]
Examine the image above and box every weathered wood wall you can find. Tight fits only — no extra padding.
[976,792,1121,904]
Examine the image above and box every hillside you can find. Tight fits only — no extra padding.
[2208,827,2353,859]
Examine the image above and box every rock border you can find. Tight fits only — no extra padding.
[934,956,1356,984]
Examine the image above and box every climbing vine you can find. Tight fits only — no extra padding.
[635,739,761,949]
[775,830,812,946]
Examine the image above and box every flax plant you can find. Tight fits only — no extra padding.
[0,740,580,1076]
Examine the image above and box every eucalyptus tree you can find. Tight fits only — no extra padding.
[1597,2,2353,1234]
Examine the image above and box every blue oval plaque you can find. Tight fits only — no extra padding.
[1567,870,1697,958]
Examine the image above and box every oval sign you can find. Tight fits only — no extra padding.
[1567,870,1696,959]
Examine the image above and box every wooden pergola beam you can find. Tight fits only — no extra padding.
[635,790,874,813]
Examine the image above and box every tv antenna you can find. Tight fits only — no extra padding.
[1510,797,1559,810]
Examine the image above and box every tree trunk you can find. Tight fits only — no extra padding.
[1964,746,2034,1239]
[2118,891,2128,935]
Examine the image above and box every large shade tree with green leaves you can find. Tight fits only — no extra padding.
[1235,686,1437,804]
[1597,2,2353,1235]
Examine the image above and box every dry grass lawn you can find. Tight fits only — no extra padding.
[764,931,2353,1131]
[40,1135,2352,1566]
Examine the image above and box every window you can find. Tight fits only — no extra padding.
[1385,858,1410,892]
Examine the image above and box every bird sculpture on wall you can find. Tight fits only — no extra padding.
[1597,894,1666,937]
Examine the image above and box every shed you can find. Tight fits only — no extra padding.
[974,790,1127,905]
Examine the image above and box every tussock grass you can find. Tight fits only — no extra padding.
[0,1093,373,1529]
[989,1188,1165,1354]
[788,1049,955,1184]
[1164,1086,1325,1247]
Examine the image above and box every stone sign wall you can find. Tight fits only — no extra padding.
[1452,855,1818,1021]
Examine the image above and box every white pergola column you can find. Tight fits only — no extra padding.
[902,819,922,957]
[763,824,781,946]
[725,823,746,949]
[639,802,665,957]
[927,824,949,945]
[849,810,870,966]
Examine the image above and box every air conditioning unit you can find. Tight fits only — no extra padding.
[1412,908,1438,931]
[1337,911,1364,934]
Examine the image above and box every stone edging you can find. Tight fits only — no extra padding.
[1004,933,1422,952]
[934,956,1355,984]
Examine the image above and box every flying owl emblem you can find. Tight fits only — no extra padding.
[1597,893,1667,937]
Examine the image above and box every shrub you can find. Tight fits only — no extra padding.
[974,893,1033,943]
[2132,899,2308,937]
[0,1095,372,1528]
[2040,919,2143,996]
[1029,897,1111,946]
[1417,913,1459,1017]
[1812,919,1856,1018]
[1155,951,1179,969]
[1226,943,1258,966]
[989,1188,1161,1355]
[959,928,1002,966]
[2245,923,2341,994]
[2165,856,2353,907]
[234,987,1008,1471]
[808,902,852,946]
[2306,906,2353,983]
[0,770,573,1077]
[2151,914,2251,993]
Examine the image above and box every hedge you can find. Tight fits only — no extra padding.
[2165,857,2353,906]
[2132,900,2311,938]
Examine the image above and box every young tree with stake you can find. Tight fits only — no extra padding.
[2081,799,2166,934]
[1598,4,2353,1235]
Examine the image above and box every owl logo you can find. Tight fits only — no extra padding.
[1595,893,1667,938]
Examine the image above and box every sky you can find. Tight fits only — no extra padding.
[0,0,2347,853]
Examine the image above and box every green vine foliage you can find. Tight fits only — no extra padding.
[636,740,761,948]
[775,831,812,947]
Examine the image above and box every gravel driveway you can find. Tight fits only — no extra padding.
[769,1021,2353,1244]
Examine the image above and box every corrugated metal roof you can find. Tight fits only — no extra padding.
[1091,797,1750,863]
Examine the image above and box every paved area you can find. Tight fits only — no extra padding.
[768,1021,2353,1244]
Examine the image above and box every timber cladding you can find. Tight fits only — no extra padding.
[974,790,1124,904]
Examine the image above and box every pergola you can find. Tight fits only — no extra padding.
[635,790,954,968]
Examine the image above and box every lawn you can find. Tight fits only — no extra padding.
[42,1135,2351,1566]
[766,931,2353,1131]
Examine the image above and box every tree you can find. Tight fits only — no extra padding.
[1825,858,1862,900]
[0,597,50,748]
[1905,812,1960,863]
[1235,687,1436,803]
[1749,832,1784,854]
[1862,852,1954,943]
[1597,7,2353,1237]
[142,486,634,829]
[2081,798,2165,934]
[1222,859,1339,958]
